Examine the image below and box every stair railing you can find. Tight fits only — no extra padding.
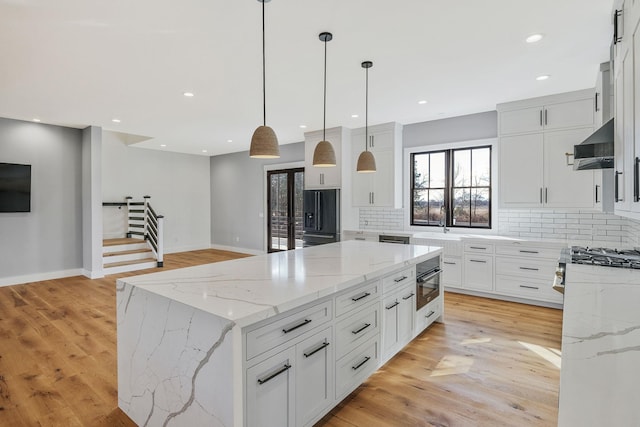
[126,196,164,267]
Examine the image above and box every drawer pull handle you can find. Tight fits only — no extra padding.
[426,310,436,318]
[443,261,456,265]
[469,259,487,263]
[282,319,311,334]
[352,356,371,371]
[469,246,487,250]
[519,250,539,254]
[394,275,408,283]
[355,237,366,241]
[519,267,539,271]
[386,301,399,310]
[303,341,330,358]
[402,293,415,300]
[257,363,292,385]
[352,323,372,335]
[519,285,539,290]
[351,292,371,302]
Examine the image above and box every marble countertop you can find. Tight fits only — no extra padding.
[117,241,441,327]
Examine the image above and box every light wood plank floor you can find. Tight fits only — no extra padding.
[0,249,562,426]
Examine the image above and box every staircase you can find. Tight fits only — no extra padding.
[101,196,165,275]
[103,238,158,275]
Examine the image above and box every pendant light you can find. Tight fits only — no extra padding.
[312,32,336,167]
[356,61,376,173]
[250,0,280,159]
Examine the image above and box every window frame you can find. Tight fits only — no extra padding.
[410,145,492,230]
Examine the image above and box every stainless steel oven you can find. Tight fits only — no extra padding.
[416,256,441,310]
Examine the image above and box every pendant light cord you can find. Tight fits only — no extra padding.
[323,39,327,141]
[365,66,369,152]
[262,0,266,127]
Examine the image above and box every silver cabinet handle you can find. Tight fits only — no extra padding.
[519,250,538,254]
[469,246,487,250]
[371,192,374,204]
[282,319,311,334]
[386,301,399,310]
[303,341,330,358]
[351,292,371,302]
[257,363,292,384]
[402,293,415,300]
[540,188,543,204]
[545,187,548,203]
[615,171,623,202]
[519,285,539,290]
[443,261,456,265]
[539,110,543,126]
[352,356,371,371]
[519,267,539,271]
[393,275,408,283]
[544,109,548,125]
[469,259,487,263]
[352,323,371,335]
[426,311,436,318]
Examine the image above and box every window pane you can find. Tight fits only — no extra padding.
[413,154,429,188]
[472,148,491,186]
[412,189,429,225]
[430,152,446,188]
[471,188,490,227]
[453,149,471,187]
[428,189,445,225]
[452,188,470,226]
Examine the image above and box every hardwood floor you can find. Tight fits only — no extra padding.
[0,250,562,426]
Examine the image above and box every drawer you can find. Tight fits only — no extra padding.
[463,254,494,291]
[495,244,562,259]
[416,297,442,333]
[464,243,494,254]
[335,280,380,317]
[335,303,379,360]
[495,257,557,280]
[382,266,415,294]
[246,300,332,360]
[335,337,379,400]
[442,257,462,288]
[495,275,564,304]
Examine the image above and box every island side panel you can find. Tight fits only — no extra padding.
[117,281,238,427]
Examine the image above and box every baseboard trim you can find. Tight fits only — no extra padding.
[0,269,84,288]
[444,287,563,309]
[164,244,213,255]
[210,244,264,256]
[82,269,105,279]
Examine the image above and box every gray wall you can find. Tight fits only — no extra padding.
[403,111,497,147]
[210,142,304,251]
[0,117,83,280]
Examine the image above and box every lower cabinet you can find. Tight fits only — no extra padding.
[246,326,334,427]
[381,283,415,362]
[335,337,379,400]
[463,254,494,291]
[415,297,442,333]
[442,256,463,288]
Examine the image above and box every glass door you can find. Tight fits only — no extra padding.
[267,168,304,252]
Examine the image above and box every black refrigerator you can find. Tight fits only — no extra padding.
[303,189,340,247]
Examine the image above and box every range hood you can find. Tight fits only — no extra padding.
[573,118,614,170]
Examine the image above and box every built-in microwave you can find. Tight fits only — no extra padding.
[415,256,441,311]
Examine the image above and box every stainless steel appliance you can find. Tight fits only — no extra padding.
[415,256,441,310]
[378,234,410,244]
[302,189,340,247]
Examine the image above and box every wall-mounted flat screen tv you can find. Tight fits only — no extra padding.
[0,162,31,212]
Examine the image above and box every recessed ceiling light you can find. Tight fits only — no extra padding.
[183,92,194,97]
[351,114,359,118]
[526,34,544,43]
[202,149,208,153]
[112,118,121,123]
[299,125,307,129]
[160,144,167,147]
[536,75,550,81]
[227,139,233,143]
[33,118,41,122]
[418,100,428,105]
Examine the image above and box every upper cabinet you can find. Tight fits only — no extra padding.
[351,122,403,208]
[304,127,350,190]
[498,90,598,209]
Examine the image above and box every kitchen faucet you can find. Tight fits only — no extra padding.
[439,205,449,233]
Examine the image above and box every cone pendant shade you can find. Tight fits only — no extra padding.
[313,31,336,167]
[250,0,280,159]
[250,125,279,158]
[356,150,376,173]
[357,60,376,173]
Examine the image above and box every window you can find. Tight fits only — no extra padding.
[411,146,491,229]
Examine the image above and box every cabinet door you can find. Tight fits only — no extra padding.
[632,16,640,212]
[295,327,334,427]
[463,254,493,291]
[397,286,415,346]
[381,294,399,357]
[351,132,373,206]
[371,149,394,206]
[369,130,394,151]
[246,347,296,427]
[499,133,544,207]
[499,106,543,135]
[615,52,631,211]
[442,257,462,288]
[543,127,595,208]
[543,98,594,131]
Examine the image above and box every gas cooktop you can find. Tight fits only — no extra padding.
[570,246,640,269]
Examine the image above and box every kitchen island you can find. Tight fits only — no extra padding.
[116,240,442,427]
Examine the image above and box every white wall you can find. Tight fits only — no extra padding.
[102,131,211,253]
[0,118,83,285]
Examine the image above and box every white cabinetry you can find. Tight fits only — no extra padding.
[498,90,598,209]
[351,122,403,208]
[381,281,415,362]
[304,127,349,189]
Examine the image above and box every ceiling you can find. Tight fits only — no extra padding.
[0,0,614,156]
